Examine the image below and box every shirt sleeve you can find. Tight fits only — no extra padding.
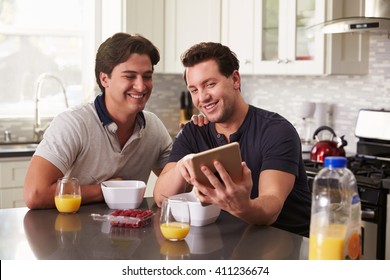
[34,111,84,174]
[260,120,301,176]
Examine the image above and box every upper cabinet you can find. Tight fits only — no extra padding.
[124,0,165,73]
[125,0,368,75]
[125,0,221,74]
[256,0,326,75]
[222,0,325,75]
[164,0,222,73]
[221,0,258,74]
[222,0,368,75]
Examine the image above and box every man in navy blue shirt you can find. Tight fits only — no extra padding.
[154,42,311,236]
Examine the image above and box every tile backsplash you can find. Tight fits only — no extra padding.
[2,34,389,155]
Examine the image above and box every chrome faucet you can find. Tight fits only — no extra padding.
[4,130,12,142]
[34,73,69,142]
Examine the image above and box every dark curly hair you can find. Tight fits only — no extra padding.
[95,33,160,92]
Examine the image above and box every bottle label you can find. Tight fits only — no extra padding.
[344,202,362,260]
[352,194,360,205]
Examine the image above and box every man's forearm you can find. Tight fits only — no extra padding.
[153,163,187,207]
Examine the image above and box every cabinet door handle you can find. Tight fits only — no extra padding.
[276,58,290,64]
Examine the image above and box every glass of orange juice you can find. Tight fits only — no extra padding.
[160,198,190,241]
[55,177,81,214]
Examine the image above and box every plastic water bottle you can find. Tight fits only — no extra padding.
[309,156,362,260]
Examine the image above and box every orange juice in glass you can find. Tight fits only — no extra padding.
[160,222,190,240]
[309,224,347,260]
[55,177,81,214]
[160,198,190,241]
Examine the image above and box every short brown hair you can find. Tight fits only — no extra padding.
[95,33,160,92]
[180,42,239,84]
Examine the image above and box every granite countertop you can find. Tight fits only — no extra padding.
[0,198,309,260]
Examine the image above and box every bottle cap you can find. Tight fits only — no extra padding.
[324,156,347,168]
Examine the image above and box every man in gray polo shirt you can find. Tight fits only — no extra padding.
[24,33,172,209]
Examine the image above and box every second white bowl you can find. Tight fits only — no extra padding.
[169,191,221,227]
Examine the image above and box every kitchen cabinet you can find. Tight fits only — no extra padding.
[258,0,326,75]
[164,0,222,73]
[0,157,30,208]
[124,0,368,75]
[125,0,222,74]
[222,0,324,74]
[124,0,165,73]
[221,0,258,74]
[221,0,368,75]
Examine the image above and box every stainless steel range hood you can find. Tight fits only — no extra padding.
[322,17,390,34]
[316,0,390,34]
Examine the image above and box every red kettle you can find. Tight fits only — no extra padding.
[310,126,348,162]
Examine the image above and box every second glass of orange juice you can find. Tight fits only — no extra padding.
[55,177,81,214]
[160,198,190,241]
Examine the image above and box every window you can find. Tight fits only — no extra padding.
[0,0,98,117]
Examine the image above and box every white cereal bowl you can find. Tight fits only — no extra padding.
[101,180,146,209]
[169,191,221,227]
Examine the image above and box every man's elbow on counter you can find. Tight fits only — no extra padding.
[23,186,49,210]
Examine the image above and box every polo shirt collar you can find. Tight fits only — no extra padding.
[94,93,112,125]
[94,92,146,128]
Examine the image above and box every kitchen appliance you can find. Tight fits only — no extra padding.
[309,0,390,34]
[310,126,348,162]
[304,109,390,260]
[295,101,316,152]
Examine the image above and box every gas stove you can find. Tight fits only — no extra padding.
[304,109,390,260]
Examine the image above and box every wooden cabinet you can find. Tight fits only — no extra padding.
[0,157,30,208]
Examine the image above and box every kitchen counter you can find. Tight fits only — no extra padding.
[0,141,38,158]
[0,198,309,260]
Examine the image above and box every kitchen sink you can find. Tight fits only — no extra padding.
[0,142,39,157]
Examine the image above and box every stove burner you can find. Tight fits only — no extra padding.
[348,156,390,180]
[303,156,388,189]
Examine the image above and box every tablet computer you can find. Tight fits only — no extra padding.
[188,142,242,188]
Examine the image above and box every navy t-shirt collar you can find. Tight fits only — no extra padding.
[230,105,254,142]
[210,105,254,143]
